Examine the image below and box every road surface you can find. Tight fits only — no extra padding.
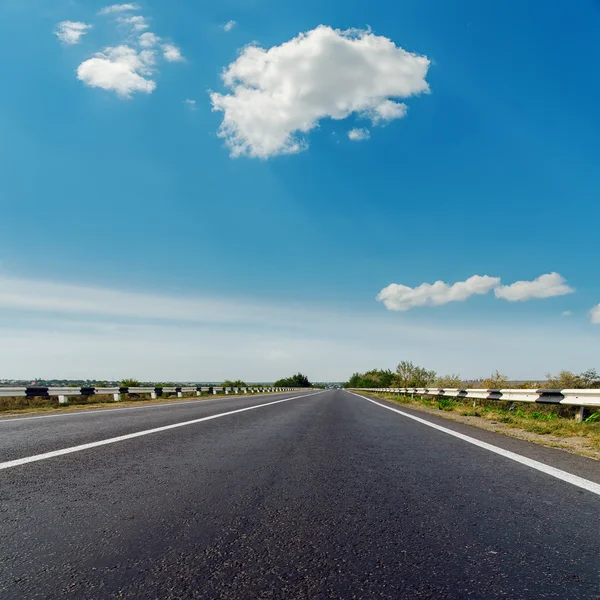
[1,389,598,599]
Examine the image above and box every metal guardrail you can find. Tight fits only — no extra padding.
[0,386,302,404]
[352,388,600,422]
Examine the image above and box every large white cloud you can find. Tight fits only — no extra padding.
[377,275,500,311]
[590,305,600,324]
[210,25,430,158]
[77,45,156,98]
[54,21,92,45]
[494,273,574,302]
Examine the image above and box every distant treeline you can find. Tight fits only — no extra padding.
[344,361,600,390]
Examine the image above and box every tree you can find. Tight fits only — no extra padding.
[222,379,247,388]
[544,368,600,389]
[121,379,141,388]
[580,369,600,388]
[434,374,463,388]
[394,361,436,387]
[480,370,509,389]
[273,373,312,388]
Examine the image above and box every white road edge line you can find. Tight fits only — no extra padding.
[0,391,298,423]
[349,391,600,497]
[0,391,324,471]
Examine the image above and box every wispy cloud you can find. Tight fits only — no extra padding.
[61,7,183,98]
[223,20,237,32]
[562,310,572,317]
[590,305,600,324]
[98,3,140,15]
[184,99,197,109]
[210,25,430,158]
[118,14,148,31]
[494,273,574,302]
[54,21,92,45]
[1,275,598,380]
[138,31,160,48]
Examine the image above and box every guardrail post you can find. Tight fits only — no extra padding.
[576,406,585,423]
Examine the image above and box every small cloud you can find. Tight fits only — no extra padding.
[119,15,148,32]
[223,20,237,32]
[162,43,184,62]
[77,45,156,98]
[377,275,500,311]
[99,4,140,15]
[590,305,600,324]
[184,99,197,109]
[54,21,92,45]
[494,273,574,302]
[348,128,370,141]
[138,32,160,48]
[562,310,572,317]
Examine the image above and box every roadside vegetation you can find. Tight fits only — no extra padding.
[273,373,312,387]
[345,361,600,457]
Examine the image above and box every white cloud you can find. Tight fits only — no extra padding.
[99,4,140,15]
[210,25,430,158]
[377,275,500,311]
[162,43,184,62]
[184,99,197,109]
[494,273,574,302]
[562,310,572,317]
[119,15,148,31]
[348,128,370,141]
[77,45,156,98]
[223,20,237,32]
[139,32,160,48]
[54,21,92,45]
[590,305,600,324]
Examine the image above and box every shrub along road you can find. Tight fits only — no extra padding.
[0,389,598,599]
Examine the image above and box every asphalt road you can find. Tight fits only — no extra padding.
[1,389,598,599]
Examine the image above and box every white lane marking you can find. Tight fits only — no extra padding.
[0,391,324,471]
[0,391,298,423]
[349,391,600,497]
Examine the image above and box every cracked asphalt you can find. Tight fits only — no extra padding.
[1,389,598,599]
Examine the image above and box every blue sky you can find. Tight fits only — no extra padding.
[0,0,599,381]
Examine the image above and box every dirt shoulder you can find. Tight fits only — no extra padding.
[361,392,600,461]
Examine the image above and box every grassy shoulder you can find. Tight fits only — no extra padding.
[359,391,600,460]
[0,390,282,418]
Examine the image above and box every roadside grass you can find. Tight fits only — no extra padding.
[360,391,600,454]
[0,390,280,417]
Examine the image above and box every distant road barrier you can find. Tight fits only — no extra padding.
[352,388,600,422]
[0,386,303,405]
